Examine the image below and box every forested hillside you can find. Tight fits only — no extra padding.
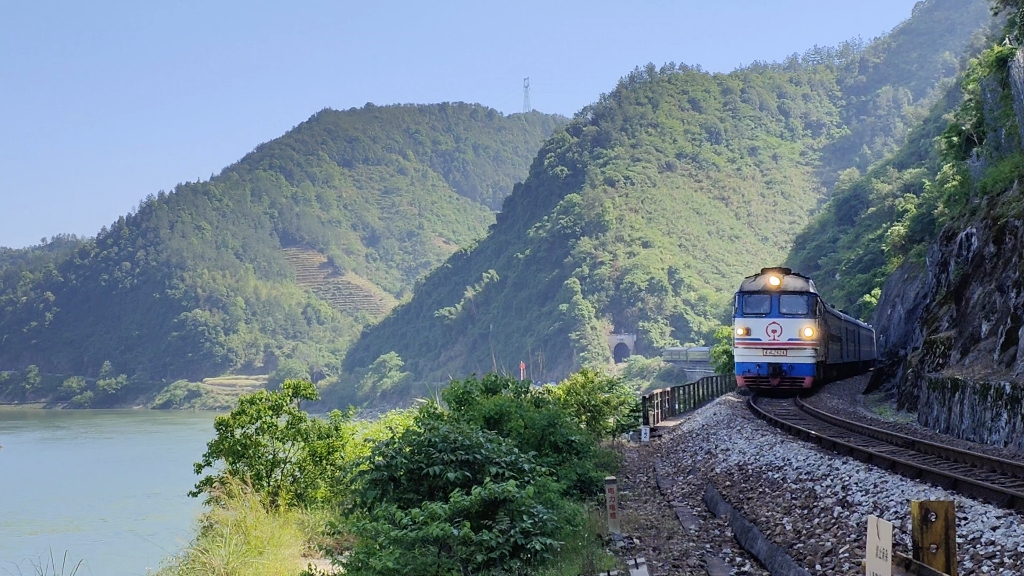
[343,0,992,392]
[787,0,999,317]
[0,104,563,396]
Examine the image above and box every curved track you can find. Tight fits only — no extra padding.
[749,395,1024,511]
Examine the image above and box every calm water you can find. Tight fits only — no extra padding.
[0,410,219,576]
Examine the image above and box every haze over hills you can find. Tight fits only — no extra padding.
[828,0,1024,449]
[343,0,993,392]
[0,104,563,397]
[0,0,1000,410]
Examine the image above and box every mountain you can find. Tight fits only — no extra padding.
[342,0,991,393]
[341,0,993,394]
[787,0,998,317]
[0,104,564,393]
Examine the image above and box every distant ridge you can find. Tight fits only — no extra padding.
[0,103,564,388]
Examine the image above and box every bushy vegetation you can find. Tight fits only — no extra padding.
[179,371,633,575]
[0,105,562,389]
[346,0,990,391]
[709,326,736,375]
[190,379,357,508]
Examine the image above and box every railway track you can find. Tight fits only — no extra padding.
[749,395,1024,511]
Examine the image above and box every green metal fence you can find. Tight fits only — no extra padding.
[641,374,737,427]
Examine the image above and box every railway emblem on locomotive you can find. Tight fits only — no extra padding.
[766,322,783,341]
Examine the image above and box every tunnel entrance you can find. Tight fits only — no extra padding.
[613,343,631,364]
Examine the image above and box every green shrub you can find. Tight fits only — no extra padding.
[70,391,94,408]
[442,373,614,497]
[709,325,735,375]
[547,368,640,441]
[152,380,205,409]
[347,410,565,575]
[57,376,87,401]
[191,379,356,508]
[978,152,1024,198]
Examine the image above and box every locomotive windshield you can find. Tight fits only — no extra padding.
[779,294,810,316]
[741,293,771,315]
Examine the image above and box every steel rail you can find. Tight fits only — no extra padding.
[748,395,1024,511]
[795,398,1024,480]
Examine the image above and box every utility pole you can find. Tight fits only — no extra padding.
[523,77,531,113]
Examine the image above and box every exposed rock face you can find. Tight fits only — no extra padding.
[1009,49,1024,150]
[919,376,1024,450]
[866,47,1024,449]
[870,261,931,361]
[870,197,1024,448]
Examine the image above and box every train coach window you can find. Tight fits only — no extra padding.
[741,293,771,315]
[779,294,810,315]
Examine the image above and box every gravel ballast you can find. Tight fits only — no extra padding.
[639,391,1024,576]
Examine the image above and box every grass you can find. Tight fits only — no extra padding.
[1,549,84,576]
[157,481,320,576]
[537,504,620,576]
[864,392,917,424]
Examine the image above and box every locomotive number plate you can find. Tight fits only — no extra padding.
[762,349,788,356]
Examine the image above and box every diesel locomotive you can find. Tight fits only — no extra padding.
[733,267,876,390]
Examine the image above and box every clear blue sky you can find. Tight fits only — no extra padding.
[1,0,924,249]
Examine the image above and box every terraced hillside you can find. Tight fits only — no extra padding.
[282,247,397,318]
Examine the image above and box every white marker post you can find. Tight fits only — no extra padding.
[640,425,650,443]
[866,515,893,576]
[605,476,621,534]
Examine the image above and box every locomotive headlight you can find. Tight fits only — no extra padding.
[768,275,782,287]
[735,327,750,337]
[801,326,815,338]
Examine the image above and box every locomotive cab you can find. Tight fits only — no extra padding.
[732,267,876,390]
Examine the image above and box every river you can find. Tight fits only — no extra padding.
[0,409,219,576]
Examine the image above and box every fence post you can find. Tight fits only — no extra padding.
[658,390,664,421]
[911,500,956,576]
[641,395,650,427]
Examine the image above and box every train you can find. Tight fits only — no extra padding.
[662,346,710,364]
[733,267,876,390]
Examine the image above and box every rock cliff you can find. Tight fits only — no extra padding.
[868,47,1024,449]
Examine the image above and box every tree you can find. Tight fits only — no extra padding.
[22,365,41,396]
[547,368,640,440]
[58,376,87,400]
[267,359,309,390]
[190,379,355,508]
[358,352,411,395]
[709,325,735,375]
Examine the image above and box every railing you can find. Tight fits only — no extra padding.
[641,374,736,427]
